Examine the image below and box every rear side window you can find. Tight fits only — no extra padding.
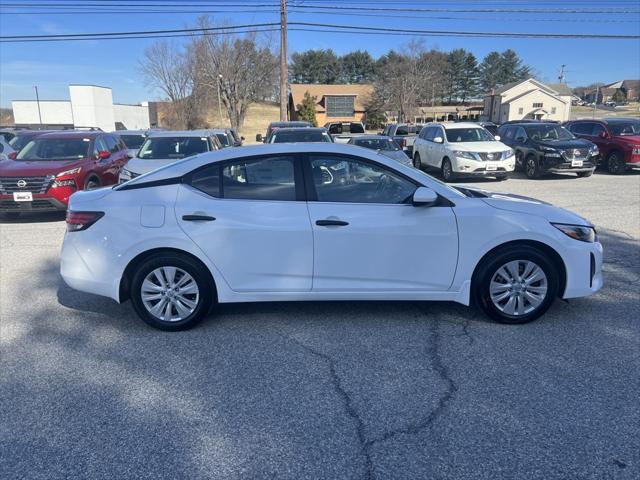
[191,165,220,197]
[502,126,515,140]
[568,123,593,135]
[396,126,409,136]
[223,156,296,201]
[105,135,120,153]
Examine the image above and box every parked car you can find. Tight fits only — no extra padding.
[256,121,312,143]
[114,130,148,158]
[119,130,221,183]
[347,135,412,167]
[498,122,599,179]
[0,131,128,216]
[564,118,640,174]
[210,128,239,148]
[7,129,57,153]
[0,137,15,161]
[477,121,499,137]
[381,123,424,156]
[268,127,333,143]
[413,122,515,181]
[228,128,244,146]
[60,143,603,330]
[324,121,366,143]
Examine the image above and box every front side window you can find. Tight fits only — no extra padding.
[445,128,495,143]
[138,136,209,160]
[105,135,120,153]
[568,123,593,135]
[93,137,108,156]
[223,156,296,201]
[215,133,230,146]
[424,127,437,142]
[326,96,355,117]
[608,120,640,136]
[16,137,91,161]
[310,155,415,204]
[524,125,574,141]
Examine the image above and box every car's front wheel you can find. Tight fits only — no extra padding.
[474,245,559,324]
[413,153,422,170]
[441,158,455,181]
[130,253,215,331]
[524,155,541,179]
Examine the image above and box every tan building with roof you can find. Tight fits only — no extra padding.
[483,78,572,123]
[288,84,374,125]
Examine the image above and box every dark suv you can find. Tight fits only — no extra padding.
[564,118,640,174]
[0,131,129,216]
[498,122,599,178]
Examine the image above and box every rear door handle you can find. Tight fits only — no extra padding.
[182,214,216,222]
[316,219,349,227]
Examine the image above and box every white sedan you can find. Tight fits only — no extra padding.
[60,143,603,330]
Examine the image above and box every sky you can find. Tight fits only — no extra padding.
[1,0,639,108]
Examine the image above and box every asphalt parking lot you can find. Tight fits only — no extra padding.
[1,170,639,480]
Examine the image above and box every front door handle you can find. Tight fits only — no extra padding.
[316,219,349,227]
[182,214,216,222]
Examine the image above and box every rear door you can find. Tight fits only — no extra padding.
[305,153,458,292]
[175,154,313,292]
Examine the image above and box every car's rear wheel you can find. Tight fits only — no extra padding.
[606,151,625,175]
[474,245,559,324]
[576,170,593,178]
[441,158,455,181]
[413,153,422,170]
[130,253,214,331]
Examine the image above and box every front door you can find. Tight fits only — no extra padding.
[175,154,313,292]
[306,154,458,292]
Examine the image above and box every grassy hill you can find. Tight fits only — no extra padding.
[204,101,280,144]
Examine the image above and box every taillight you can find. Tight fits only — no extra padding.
[66,211,104,232]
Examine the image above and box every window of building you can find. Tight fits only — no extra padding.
[326,96,355,117]
[518,107,524,114]
[551,107,557,114]
[533,102,543,108]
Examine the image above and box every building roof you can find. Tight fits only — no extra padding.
[622,80,640,90]
[547,83,573,96]
[290,84,374,113]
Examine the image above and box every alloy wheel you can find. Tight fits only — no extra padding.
[141,266,200,322]
[489,260,548,316]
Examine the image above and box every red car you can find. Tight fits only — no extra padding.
[0,131,129,216]
[565,118,640,174]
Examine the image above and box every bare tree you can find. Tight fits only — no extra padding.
[139,40,202,129]
[193,18,278,130]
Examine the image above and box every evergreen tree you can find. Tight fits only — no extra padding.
[339,50,376,83]
[290,49,341,84]
[459,52,480,103]
[297,91,318,126]
[446,49,468,103]
[479,51,504,92]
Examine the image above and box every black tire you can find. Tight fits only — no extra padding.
[576,170,593,178]
[524,154,541,179]
[441,158,455,181]
[130,253,215,331]
[84,176,101,190]
[606,151,625,175]
[473,245,559,324]
[413,153,422,170]
[496,174,508,181]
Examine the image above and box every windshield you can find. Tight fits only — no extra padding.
[395,125,423,136]
[445,128,495,143]
[8,135,37,151]
[138,136,209,160]
[215,133,230,146]
[271,131,333,143]
[354,138,400,151]
[119,134,146,150]
[16,138,90,161]
[524,124,574,141]
[609,120,640,136]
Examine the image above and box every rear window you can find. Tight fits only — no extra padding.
[119,134,146,149]
[16,138,91,161]
[138,136,209,160]
[271,130,332,143]
[215,133,230,146]
[8,135,36,151]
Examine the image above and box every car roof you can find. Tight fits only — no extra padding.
[269,121,311,127]
[602,117,639,123]
[208,129,231,134]
[146,130,212,138]
[113,129,148,135]
[428,122,483,130]
[350,135,390,140]
[273,127,327,133]
[35,131,103,140]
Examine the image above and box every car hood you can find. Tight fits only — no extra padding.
[124,157,180,175]
[535,138,592,149]
[456,185,592,226]
[0,158,85,176]
[448,141,510,152]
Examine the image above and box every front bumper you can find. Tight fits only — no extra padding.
[452,155,516,176]
[541,154,598,173]
[0,195,67,212]
[562,240,603,299]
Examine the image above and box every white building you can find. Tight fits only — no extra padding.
[12,84,150,131]
[483,79,572,124]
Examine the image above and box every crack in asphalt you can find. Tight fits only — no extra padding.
[275,308,459,480]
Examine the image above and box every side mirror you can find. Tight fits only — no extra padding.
[97,150,110,160]
[412,186,438,207]
[255,134,263,142]
[494,135,501,141]
[433,136,444,144]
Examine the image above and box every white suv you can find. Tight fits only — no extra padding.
[413,122,515,181]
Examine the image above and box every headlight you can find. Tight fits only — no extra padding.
[552,223,597,243]
[540,146,556,152]
[540,146,561,157]
[453,150,476,160]
[56,167,81,177]
[503,148,515,159]
[589,145,599,155]
[51,179,76,188]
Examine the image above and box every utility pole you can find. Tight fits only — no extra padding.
[279,0,288,121]
[34,86,43,126]
[217,73,223,124]
[558,64,566,83]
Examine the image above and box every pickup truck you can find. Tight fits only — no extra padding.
[381,123,424,156]
[324,122,366,143]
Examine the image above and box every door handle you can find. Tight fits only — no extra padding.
[316,219,349,227]
[182,214,216,222]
